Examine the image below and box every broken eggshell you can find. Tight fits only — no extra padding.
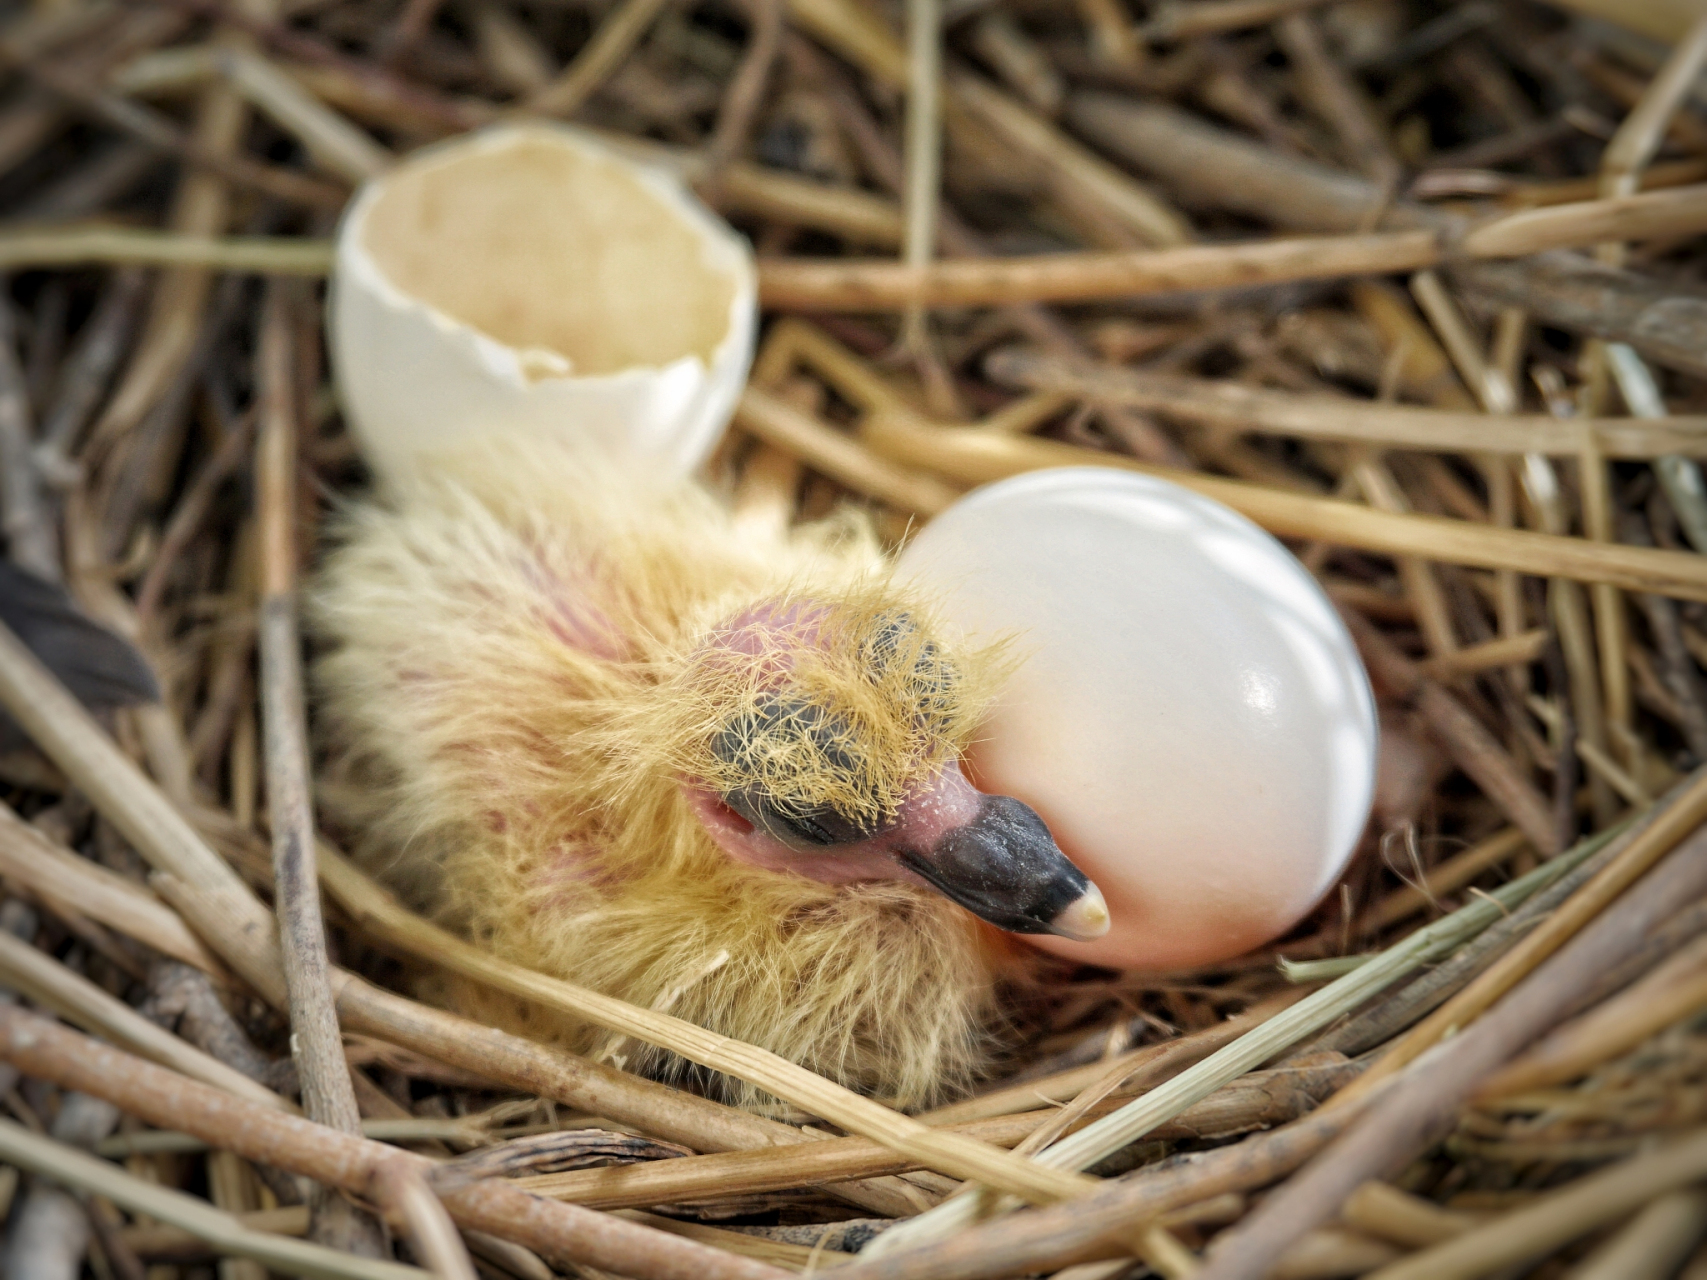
[898,468,1378,970]
[330,124,756,481]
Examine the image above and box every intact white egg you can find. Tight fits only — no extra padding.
[898,468,1377,970]
[330,124,756,482]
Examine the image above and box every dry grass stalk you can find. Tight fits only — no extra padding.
[986,347,1707,458]
[0,928,285,1109]
[1140,0,1339,41]
[734,387,957,514]
[0,800,225,975]
[28,827,920,1225]
[702,0,783,175]
[865,835,1604,1256]
[1341,1182,1481,1248]
[524,0,675,117]
[0,38,345,211]
[0,229,334,274]
[255,287,388,1257]
[1196,818,1707,1280]
[218,46,393,183]
[78,37,248,468]
[839,1095,1385,1280]
[0,623,282,997]
[861,410,1707,601]
[757,184,1707,309]
[0,1008,797,1280]
[900,0,942,354]
[0,344,58,586]
[1477,932,1707,1098]
[315,848,1097,1205]
[1359,827,1528,935]
[949,74,1191,249]
[920,990,1310,1126]
[519,1059,1356,1210]
[1362,1132,1707,1280]
[1343,600,1556,851]
[1339,767,1707,1101]
[0,1119,425,1280]
[4,5,1707,1273]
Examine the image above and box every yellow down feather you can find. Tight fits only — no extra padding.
[310,439,1018,1110]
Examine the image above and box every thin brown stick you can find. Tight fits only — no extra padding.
[370,1162,480,1280]
[0,621,283,1001]
[551,1059,1352,1210]
[135,405,255,620]
[1140,0,1337,41]
[1274,11,1398,188]
[0,40,345,210]
[735,387,958,514]
[0,800,225,975]
[33,268,148,471]
[832,1090,1385,1280]
[1451,254,1707,380]
[158,0,486,134]
[0,778,924,1223]
[1337,767,1707,1104]
[0,1007,797,1280]
[858,410,1707,601]
[0,228,334,275]
[255,287,389,1258]
[1477,931,1707,1098]
[1194,816,1707,1280]
[1363,1131,1707,1280]
[1309,821,1635,1060]
[757,183,1707,308]
[703,0,784,174]
[0,928,286,1110]
[81,59,247,471]
[315,848,1096,1205]
[949,73,1190,249]
[1624,510,1707,758]
[921,990,1309,1126]
[218,46,393,183]
[1342,607,1556,853]
[526,0,675,117]
[0,1120,414,1280]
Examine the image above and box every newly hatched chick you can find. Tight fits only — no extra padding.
[312,439,1108,1110]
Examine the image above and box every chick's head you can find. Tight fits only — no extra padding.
[659,587,1111,943]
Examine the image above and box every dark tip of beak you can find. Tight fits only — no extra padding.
[899,796,1110,940]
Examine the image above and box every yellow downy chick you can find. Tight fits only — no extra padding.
[312,439,1108,1111]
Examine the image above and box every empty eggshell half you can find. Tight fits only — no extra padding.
[331,124,756,480]
[898,468,1378,970]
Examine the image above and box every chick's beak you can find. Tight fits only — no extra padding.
[895,793,1110,940]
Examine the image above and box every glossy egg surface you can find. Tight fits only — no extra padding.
[897,468,1377,969]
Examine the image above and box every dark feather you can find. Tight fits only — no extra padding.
[0,562,159,753]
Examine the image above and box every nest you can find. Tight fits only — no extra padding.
[0,0,1705,1277]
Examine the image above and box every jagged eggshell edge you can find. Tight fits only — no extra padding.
[329,123,757,481]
